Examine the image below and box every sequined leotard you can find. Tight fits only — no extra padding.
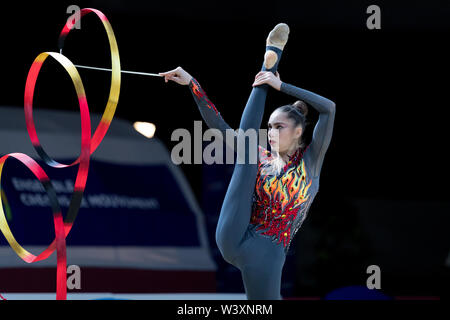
[250,143,314,253]
[188,46,335,299]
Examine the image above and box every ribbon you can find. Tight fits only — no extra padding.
[0,8,121,300]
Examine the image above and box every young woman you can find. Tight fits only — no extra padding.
[159,23,336,299]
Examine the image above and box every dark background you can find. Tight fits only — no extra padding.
[0,0,448,298]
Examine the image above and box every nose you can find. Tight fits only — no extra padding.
[268,128,278,138]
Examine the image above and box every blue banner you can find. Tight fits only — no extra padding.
[0,158,200,247]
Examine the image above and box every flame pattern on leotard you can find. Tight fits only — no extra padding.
[190,78,220,116]
[250,145,312,252]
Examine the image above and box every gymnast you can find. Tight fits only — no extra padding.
[159,23,336,299]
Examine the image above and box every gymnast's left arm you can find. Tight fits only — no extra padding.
[280,81,336,178]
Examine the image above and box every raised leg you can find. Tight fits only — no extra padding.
[215,23,289,265]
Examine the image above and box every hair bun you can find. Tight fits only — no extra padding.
[293,100,308,117]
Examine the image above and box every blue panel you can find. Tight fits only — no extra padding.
[0,158,200,247]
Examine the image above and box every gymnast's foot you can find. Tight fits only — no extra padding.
[264,23,289,71]
[266,23,290,50]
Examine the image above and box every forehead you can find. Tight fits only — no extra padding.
[268,110,290,124]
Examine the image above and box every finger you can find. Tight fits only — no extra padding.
[255,73,267,81]
[167,75,177,82]
[165,74,176,82]
[161,73,174,81]
[255,71,264,78]
[160,67,178,75]
[252,79,264,86]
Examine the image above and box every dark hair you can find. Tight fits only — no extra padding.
[276,100,308,148]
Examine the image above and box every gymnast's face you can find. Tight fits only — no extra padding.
[267,110,303,154]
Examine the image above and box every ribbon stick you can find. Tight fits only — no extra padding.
[0,8,121,300]
[73,64,162,77]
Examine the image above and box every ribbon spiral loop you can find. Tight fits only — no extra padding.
[0,8,121,300]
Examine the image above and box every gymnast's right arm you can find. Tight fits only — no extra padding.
[159,67,237,149]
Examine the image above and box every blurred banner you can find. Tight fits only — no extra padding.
[0,106,216,293]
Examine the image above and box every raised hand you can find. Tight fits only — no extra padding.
[252,71,282,90]
[159,67,193,86]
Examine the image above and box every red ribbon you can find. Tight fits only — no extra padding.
[0,8,120,300]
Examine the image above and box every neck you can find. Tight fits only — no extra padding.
[279,144,300,163]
